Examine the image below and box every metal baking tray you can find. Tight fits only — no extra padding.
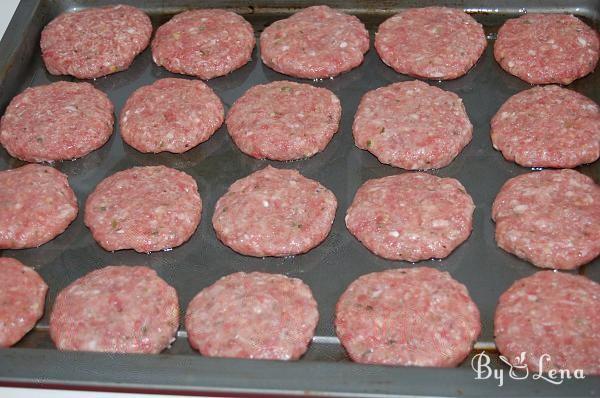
[0,0,598,396]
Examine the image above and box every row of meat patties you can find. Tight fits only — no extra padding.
[1,259,599,375]
[3,77,598,167]
[1,162,598,270]
[37,5,598,83]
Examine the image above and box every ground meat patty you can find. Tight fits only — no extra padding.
[186,272,318,360]
[0,82,114,162]
[494,14,599,84]
[50,266,179,353]
[0,164,78,249]
[226,81,341,161]
[212,166,337,257]
[346,173,474,262]
[152,9,255,79]
[0,258,47,347]
[260,6,369,79]
[120,78,224,153]
[336,267,480,367]
[41,5,152,79]
[491,85,600,168]
[492,169,600,270]
[375,7,487,80]
[84,166,202,253]
[353,80,472,170]
[495,271,600,375]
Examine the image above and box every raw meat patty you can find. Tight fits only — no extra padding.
[120,78,224,153]
[492,169,600,270]
[0,164,78,249]
[375,7,487,80]
[84,166,202,253]
[186,272,318,360]
[491,85,600,168]
[0,258,48,347]
[345,173,474,262]
[152,9,255,79]
[41,5,152,79]
[226,81,341,160]
[0,81,114,162]
[494,14,599,84]
[353,80,472,170]
[495,271,600,375]
[50,266,179,353]
[260,5,369,78]
[335,267,481,367]
[212,166,337,257]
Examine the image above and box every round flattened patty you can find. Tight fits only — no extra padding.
[0,164,78,249]
[186,272,318,360]
[353,80,472,170]
[492,169,600,270]
[375,7,487,80]
[120,78,224,153]
[84,166,202,253]
[260,5,369,79]
[41,5,152,79]
[0,82,114,162]
[212,166,337,257]
[335,267,481,367]
[50,265,179,354]
[495,271,600,375]
[152,9,255,79]
[346,173,474,262]
[491,85,600,168]
[226,81,341,161]
[494,14,599,84]
[0,258,48,347]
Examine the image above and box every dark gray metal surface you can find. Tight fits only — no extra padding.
[0,0,598,396]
